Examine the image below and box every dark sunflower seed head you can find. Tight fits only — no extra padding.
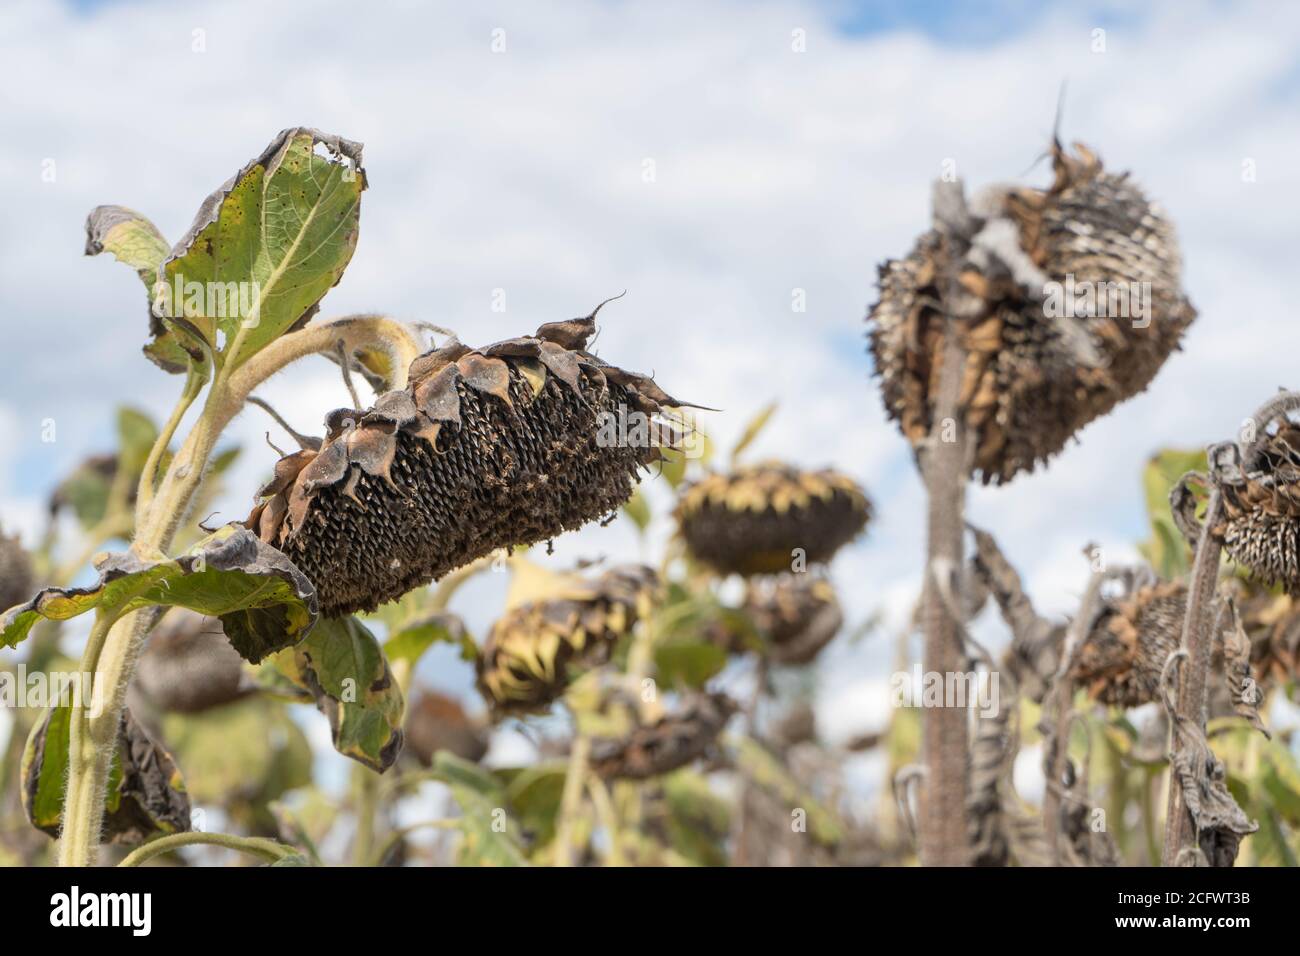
[246,316,689,617]
[675,462,870,576]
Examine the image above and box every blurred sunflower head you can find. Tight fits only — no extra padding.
[675,462,870,576]
[744,573,844,666]
[476,565,660,715]
[588,691,737,780]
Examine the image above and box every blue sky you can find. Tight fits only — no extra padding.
[2,0,1298,790]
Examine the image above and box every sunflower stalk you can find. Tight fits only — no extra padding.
[916,179,977,866]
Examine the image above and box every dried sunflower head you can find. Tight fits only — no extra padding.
[134,609,251,714]
[404,690,489,766]
[0,527,33,613]
[675,462,870,576]
[868,141,1195,485]
[476,565,659,715]
[246,311,691,616]
[588,691,736,780]
[743,573,843,665]
[1210,417,1300,594]
[1072,576,1185,708]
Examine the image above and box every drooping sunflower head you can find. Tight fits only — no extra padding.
[1212,418,1300,594]
[743,573,843,665]
[134,609,251,714]
[475,564,660,715]
[867,140,1195,485]
[588,691,737,780]
[0,526,33,614]
[404,690,489,766]
[1072,576,1186,708]
[246,311,692,617]
[674,462,870,576]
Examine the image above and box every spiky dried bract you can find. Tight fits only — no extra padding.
[867,142,1195,484]
[589,691,737,780]
[476,565,660,715]
[1072,579,1186,708]
[135,609,250,714]
[675,463,870,576]
[743,574,843,665]
[247,315,689,616]
[0,527,33,613]
[405,690,488,766]
[1214,422,1300,593]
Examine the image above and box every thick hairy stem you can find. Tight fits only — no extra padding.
[56,612,121,867]
[58,315,423,867]
[118,831,298,867]
[1161,490,1224,866]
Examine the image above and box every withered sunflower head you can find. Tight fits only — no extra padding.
[475,564,660,715]
[1202,408,1300,594]
[588,691,737,780]
[1071,575,1185,708]
[674,462,870,576]
[867,140,1195,485]
[744,573,843,665]
[0,526,33,613]
[246,309,692,616]
[134,609,252,714]
[404,690,489,766]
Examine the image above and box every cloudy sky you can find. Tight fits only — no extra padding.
[2,0,1297,776]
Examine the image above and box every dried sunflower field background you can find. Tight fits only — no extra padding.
[2,0,1300,881]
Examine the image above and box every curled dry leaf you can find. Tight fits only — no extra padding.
[476,565,659,715]
[868,141,1195,484]
[23,706,190,844]
[247,311,692,616]
[589,691,737,780]
[675,463,871,576]
[1162,654,1259,867]
[968,697,1051,868]
[1222,604,1270,738]
[968,524,1063,703]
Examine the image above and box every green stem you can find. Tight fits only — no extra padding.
[57,609,123,867]
[118,831,298,867]
[554,735,591,867]
[352,766,379,867]
[135,364,205,522]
